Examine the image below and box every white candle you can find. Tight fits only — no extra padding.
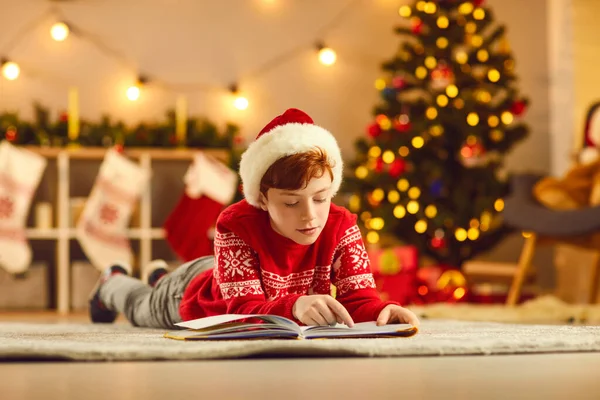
[35,202,53,229]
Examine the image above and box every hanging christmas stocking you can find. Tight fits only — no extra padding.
[76,149,149,271]
[0,141,47,274]
[164,151,238,261]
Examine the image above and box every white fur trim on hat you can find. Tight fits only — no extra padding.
[239,122,343,207]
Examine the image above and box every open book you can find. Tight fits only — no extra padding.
[164,314,418,340]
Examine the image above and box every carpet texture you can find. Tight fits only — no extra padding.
[1,320,600,361]
[409,296,600,325]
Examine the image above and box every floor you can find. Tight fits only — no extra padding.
[2,312,600,400]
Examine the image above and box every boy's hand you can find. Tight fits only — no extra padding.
[293,295,354,327]
[376,304,420,327]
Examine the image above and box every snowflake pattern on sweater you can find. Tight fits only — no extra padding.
[179,200,398,323]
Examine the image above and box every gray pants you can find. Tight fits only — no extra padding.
[99,256,215,329]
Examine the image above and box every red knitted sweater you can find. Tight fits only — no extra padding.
[179,200,398,323]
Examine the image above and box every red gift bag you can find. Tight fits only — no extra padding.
[368,246,418,305]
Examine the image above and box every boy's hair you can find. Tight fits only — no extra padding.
[260,147,334,196]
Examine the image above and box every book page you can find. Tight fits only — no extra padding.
[302,322,416,338]
[175,314,298,331]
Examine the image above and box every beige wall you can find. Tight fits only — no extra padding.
[0,0,551,269]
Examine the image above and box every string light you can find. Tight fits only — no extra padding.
[424,56,437,69]
[437,94,449,107]
[126,76,147,101]
[229,84,249,110]
[1,60,20,80]
[387,190,400,203]
[437,16,449,29]
[393,205,406,219]
[374,78,386,90]
[436,37,449,49]
[455,51,468,64]
[477,49,489,62]
[399,146,410,156]
[407,200,419,214]
[430,125,444,136]
[425,107,438,120]
[488,115,500,127]
[408,187,421,199]
[349,194,360,212]
[1,1,357,105]
[467,112,479,126]
[366,231,379,244]
[424,1,437,14]
[458,2,474,15]
[382,150,395,164]
[412,136,425,148]
[488,68,501,82]
[494,198,505,212]
[368,145,382,158]
[316,43,336,66]
[455,228,467,241]
[415,220,428,233]
[398,5,412,17]
[50,22,70,42]
[501,111,514,125]
[372,188,385,202]
[446,84,459,98]
[370,217,385,230]
[473,8,486,20]
[397,179,410,192]
[355,166,368,179]
[425,205,437,218]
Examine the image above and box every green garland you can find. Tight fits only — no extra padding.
[0,102,247,202]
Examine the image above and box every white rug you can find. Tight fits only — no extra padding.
[1,320,600,361]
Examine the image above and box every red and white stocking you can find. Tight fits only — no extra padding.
[76,149,149,270]
[0,141,47,274]
[164,151,238,261]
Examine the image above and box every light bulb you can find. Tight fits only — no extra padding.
[51,22,70,42]
[126,85,140,101]
[318,47,337,66]
[1,61,20,80]
[233,96,249,110]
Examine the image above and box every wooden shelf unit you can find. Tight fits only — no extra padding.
[25,146,229,314]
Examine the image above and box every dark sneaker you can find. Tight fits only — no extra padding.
[146,260,169,288]
[89,263,130,323]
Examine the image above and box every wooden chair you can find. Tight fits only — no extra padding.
[503,102,600,306]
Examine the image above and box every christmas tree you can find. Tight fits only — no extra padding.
[346,0,529,267]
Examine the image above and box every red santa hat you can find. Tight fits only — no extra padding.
[239,108,343,207]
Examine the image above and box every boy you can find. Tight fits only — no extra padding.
[89,108,419,329]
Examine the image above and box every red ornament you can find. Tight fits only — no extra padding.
[510,100,527,116]
[59,112,68,123]
[114,144,124,153]
[473,0,485,6]
[431,237,446,249]
[394,120,411,133]
[411,19,424,35]
[375,157,384,173]
[367,123,382,138]
[392,77,406,89]
[5,127,17,142]
[389,159,406,178]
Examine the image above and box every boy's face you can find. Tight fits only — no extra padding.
[259,174,332,245]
